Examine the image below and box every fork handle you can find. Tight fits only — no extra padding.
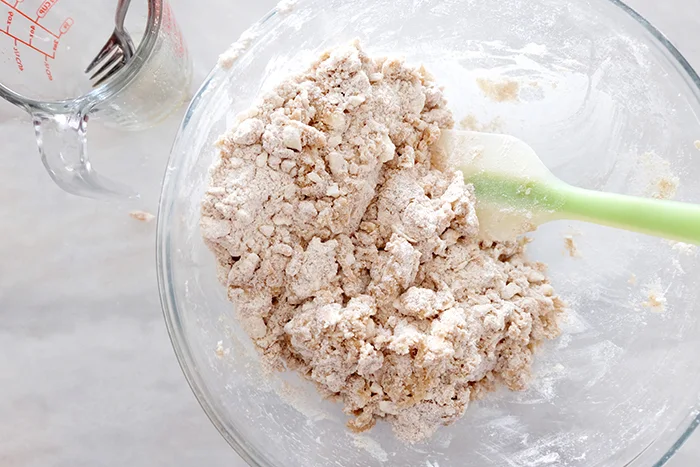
[115,0,132,30]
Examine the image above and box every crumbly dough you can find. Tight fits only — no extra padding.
[639,151,679,200]
[128,210,155,222]
[642,282,667,313]
[563,235,580,258]
[476,77,520,103]
[201,42,565,442]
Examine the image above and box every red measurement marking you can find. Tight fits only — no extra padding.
[59,17,72,35]
[0,0,58,38]
[13,40,23,71]
[36,0,58,19]
[0,28,54,58]
[44,54,52,80]
[0,0,70,60]
[163,2,186,58]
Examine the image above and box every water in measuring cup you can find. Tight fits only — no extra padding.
[0,0,192,199]
[95,0,193,130]
[0,0,191,130]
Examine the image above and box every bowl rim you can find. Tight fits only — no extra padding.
[156,1,700,466]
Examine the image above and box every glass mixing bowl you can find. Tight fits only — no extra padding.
[157,0,700,465]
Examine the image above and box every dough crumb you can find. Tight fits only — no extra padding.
[639,152,679,200]
[642,284,667,313]
[215,340,230,358]
[694,140,700,151]
[476,77,520,103]
[563,235,581,258]
[129,210,155,222]
[654,177,679,200]
[202,42,564,443]
[628,274,637,286]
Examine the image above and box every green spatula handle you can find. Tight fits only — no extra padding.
[558,184,700,245]
[467,173,700,245]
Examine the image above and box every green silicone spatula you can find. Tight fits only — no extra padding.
[441,130,700,244]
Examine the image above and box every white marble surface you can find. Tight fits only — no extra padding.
[1,1,699,466]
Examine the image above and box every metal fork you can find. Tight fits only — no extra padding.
[85,0,135,87]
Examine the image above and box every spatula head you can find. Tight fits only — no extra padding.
[440,129,561,241]
[441,130,554,183]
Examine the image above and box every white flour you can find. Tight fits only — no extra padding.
[665,240,698,257]
[276,0,298,15]
[218,28,262,69]
[351,434,389,463]
[217,0,299,69]
[202,42,565,442]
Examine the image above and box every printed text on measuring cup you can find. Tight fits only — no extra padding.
[1,0,73,80]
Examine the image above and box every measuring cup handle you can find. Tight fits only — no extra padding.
[32,112,134,198]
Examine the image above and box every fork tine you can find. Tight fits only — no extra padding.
[85,36,117,74]
[92,59,126,88]
[89,49,123,82]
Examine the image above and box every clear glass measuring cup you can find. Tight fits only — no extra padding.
[0,0,192,197]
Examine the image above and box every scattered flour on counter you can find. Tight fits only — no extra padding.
[129,210,155,222]
[202,42,565,443]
